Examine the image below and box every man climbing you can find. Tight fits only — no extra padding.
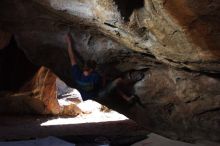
[66,33,102,101]
[98,69,145,107]
[66,33,145,107]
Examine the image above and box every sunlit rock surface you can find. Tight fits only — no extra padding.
[0,0,219,142]
[0,65,59,115]
[0,65,82,116]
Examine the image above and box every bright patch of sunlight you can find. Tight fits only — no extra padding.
[41,100,128,126]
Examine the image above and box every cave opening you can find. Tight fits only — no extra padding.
[113,0,144,21]
[0,37,39,91]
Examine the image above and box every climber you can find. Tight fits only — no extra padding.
[66,33,145,106]
[66,33,102,101]
[98,69,145,107]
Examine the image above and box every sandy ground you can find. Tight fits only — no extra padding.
[0,114,219,146]
[0,102,148,146]
[0,82,219,146]
[0,82,149,145]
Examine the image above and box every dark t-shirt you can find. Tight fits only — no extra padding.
[72,65,102,100]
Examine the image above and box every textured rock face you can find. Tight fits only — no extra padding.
[0,70,57,115]
[0,0,220,142]
[19,67,60,115]
[0,0,219,72]
[0,64,59,115]
[133,67,220,141]
[0,64,81,116]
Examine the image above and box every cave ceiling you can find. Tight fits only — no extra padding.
[0,0,220,72]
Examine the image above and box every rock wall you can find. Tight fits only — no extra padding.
[0,0,219,72]
[132,67,220,142]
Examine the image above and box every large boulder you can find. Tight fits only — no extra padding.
[0,65,82,116]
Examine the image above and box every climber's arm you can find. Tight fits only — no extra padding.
[66,34,77,66]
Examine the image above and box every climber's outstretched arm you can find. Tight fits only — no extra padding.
[66,34,77,66]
